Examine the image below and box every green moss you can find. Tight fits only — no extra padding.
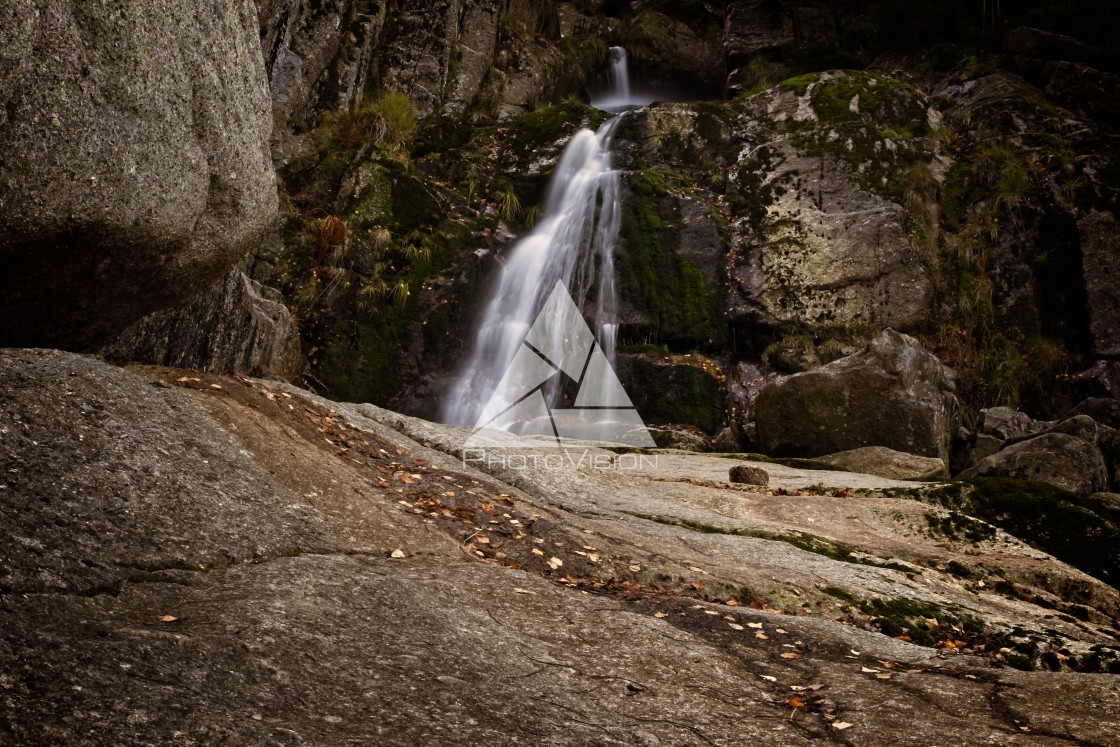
[619,355,722,432]
[617,170,727,349]
[714,453,840,471]
[823,586,857,603]
[892,478,1120,585]
[924,510,997,544]
[505,100,604,159]
[779,73,820,96]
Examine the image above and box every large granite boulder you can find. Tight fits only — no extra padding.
[0,0,277,351]
[103,268,301,380]
[960,432,1108,496]
[754,329,959,463]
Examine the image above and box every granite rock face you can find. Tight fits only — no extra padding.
[755,330,959,463]
[103,268,302,380]
[0,0,277,351]
[258,0,389,124]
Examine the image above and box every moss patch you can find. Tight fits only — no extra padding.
[882,478,1120,585]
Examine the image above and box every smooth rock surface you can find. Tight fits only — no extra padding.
[818,446,947,481]
[755,330,959,463]
[0,0,276,350]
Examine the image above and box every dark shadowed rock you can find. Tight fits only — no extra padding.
[755,330,959,463]
[1003,26,1100,72]
[103,268,301,380]
[712,426,745,453]
[960,432,1108,496]
[819,446,947,481]
[729,464,769,485]
[0,0,277,351]
[1046,62,1120,125]
[1064,397,1120,430]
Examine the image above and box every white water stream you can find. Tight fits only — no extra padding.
[442,48,642,433]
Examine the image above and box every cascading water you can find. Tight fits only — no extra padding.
[442,47,643,440]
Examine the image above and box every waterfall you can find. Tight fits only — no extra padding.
[442,48,643,439]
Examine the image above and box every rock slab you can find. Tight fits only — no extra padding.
[819,446,947,481]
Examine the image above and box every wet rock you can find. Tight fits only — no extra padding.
[620,4,725,89]
[819,446,947,481]
[959,433,1108,496]
[755,330,959,463]
[615,354,726,436]
[724,0,794,71]
[729,464,769,485]
[0,0,276,351]
[103,268,302,380]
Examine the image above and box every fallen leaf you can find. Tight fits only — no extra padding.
[875,673,892,680]
[755,632,769,640]
[654,612,669,619]
[531,548,545,556]
[390,549,405,558]
[729,623,745,631]
[780,653,800,659]
[513,588,531,594]
[832,721,853,730]
[159,615,178,623]
[209,384,223,390]
[747,622,764,629]
[547,557,563,570]
[759,675,777,682]
[789,696,806,708]
[860,667,879,673]
[704,610,720,616]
